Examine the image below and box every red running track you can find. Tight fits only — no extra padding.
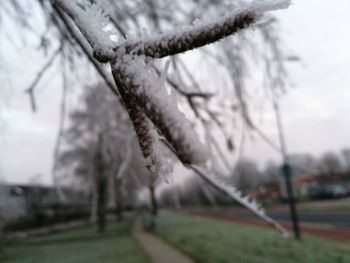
[189,212,350,243]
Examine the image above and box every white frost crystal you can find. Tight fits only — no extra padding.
[112,56,208,165]
[56,0,292,235]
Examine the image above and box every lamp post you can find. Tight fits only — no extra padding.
[281,163,300,239]
[273,96,301,240]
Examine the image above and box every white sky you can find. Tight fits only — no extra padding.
[1,0,350,185]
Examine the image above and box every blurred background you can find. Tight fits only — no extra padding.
[0,0,349,262]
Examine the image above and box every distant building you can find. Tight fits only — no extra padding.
[253,181,281,201]
[0,183,89,229]
[294,173,350,199]
[0,184,27,227]
[254,172,350,202]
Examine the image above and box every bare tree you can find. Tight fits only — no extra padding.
[288,153,318,177]
[93,134,108,232]
[262,161,280,183]
[341,149,350,172]
[232,159,260,195]
[58,83,147,229]
[3,0,293,235]
[317,152,343,175]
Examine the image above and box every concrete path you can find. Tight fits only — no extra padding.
[133,218,195,263]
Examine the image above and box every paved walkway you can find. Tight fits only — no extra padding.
[133,218,195,263]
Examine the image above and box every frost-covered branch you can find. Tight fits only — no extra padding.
[115,137,133,179]
[54,0,291,168]
[190,165,289,237]
[161,131,288,236]
[53,0,292,235]
[25,45,62,112]
[112,56,207,165]
[117,90,159,171]
[116,1,290,58]
[54,0,115,62]
[53,5,118,95]
[55,0,290,61]
[117,13,255,58]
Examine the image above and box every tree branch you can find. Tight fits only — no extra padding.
[53,5,120,98]
[190,165,289,237]
[55,0,290,62]
[118,12,256,58]
[25,45,62,112]
[111,57,207,165]
[54,0,115,62]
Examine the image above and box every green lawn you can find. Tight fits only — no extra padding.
[0,220,149,263]
[155,211,350,263]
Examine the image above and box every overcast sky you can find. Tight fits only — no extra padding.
[1,0,350,185]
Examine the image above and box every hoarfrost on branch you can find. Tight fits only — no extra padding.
[54,0,291,235]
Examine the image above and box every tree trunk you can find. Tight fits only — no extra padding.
[96,174,107,232]
[149,185,158,216]
[114,178,123,221]
[94,140,107,233]
[89,187,97,224]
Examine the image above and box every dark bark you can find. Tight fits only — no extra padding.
[56,0,256,62]
[94,142,107,233]
[110,64,157,170]
[53,5,121,99]
[96,174,107,232]
[115,13,256,59]
[114,178,124,221]
[149,185,158,216]
[112,60,204,165]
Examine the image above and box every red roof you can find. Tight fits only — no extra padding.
[295,172,350,186]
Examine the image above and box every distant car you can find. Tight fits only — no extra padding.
[326,185,347,198]
[308,184,346,199]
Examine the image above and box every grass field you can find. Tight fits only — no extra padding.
[155,211,350,263]
[0,220,149,263]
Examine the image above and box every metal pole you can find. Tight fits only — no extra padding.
[273,96,301,239]
[281,163,300,239]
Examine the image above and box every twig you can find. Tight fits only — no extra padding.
[53,5,120,98]
[24,45,62,112]
[117,12,256,58]
[160,137,288,236]
[190,165,289,237]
